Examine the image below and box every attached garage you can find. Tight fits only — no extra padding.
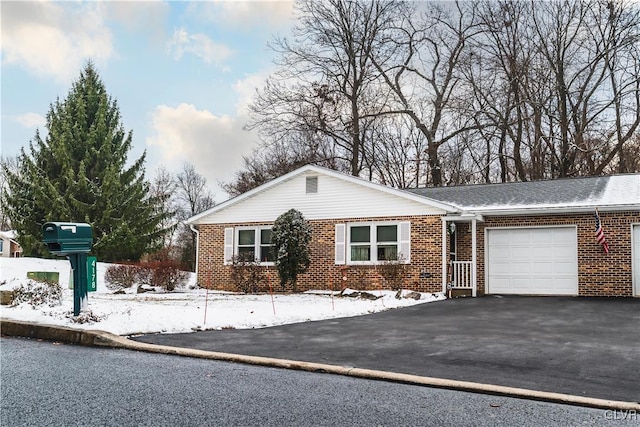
[634,225,640,297]
[486,227,578,295]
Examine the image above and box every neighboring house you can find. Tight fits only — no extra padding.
[187,165,640,297]
[0,230,23,258]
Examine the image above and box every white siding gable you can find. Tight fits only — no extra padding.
[197,171,447,224]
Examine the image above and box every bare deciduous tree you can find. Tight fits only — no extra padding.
[532,0,640,178]
[247,0,404,177]
[233,0,639,194]
[371,1,484,186]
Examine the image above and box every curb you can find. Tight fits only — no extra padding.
[2,318,639,412]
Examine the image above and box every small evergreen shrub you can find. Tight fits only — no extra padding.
[271,209,312,291]
[230,254,266,293]
[11,280,62,308]
[105,264,140,291]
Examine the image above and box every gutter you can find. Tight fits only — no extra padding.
[470,204,640,217]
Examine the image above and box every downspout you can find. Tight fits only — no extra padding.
[471,219,477,297]
[189,224,200,279]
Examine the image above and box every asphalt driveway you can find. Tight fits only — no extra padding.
[133,296,640,402]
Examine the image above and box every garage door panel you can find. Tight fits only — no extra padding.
[487,227,578,295]
[553,242,575,252]
[509,277,532,289]
[490,233,511,245]
[551,249,575,260]
[530,261,554,273]
[490,277,511,290]
[490,262,512,274]
[531,231,552,244]
[511,261,532,274]
[552,262,577,275]
[554,277,578,287]
[511,233,532,245]
[554,228,575,239]
[531,247,555,260]
[490,246,511,259]
[529,260,576,274]
[511,246,534,259]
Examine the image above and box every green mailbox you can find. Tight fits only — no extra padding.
[42,222,93,316]
[43,222,93,255]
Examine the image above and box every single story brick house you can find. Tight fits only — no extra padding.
[187,165,640,297]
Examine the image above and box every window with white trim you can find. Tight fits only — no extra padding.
[345,222,410,264]
[235,227,275,264]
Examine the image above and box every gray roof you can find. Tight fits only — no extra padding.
[404,174,640,213]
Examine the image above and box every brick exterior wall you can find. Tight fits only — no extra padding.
[196,216,445,293]
[196,210,639,296]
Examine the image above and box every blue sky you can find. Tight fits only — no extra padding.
[1,0,296,199]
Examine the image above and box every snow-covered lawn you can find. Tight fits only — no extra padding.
[0,257,445,336]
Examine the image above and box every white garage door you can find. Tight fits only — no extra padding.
[633,225,640,297]
[486,227,578,295]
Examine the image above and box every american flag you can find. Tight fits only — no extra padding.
[594,209,609,254]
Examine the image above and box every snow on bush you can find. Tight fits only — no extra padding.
[66,310,105,324]
[11,280,63,308]
[104,261,189,292]
[271,208,312,291]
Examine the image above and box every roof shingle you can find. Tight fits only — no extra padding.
[404,174,640,213]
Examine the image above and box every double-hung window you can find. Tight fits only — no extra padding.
[235,227,275,264]
[376,225,398,261]
[350,226,371,261]
[345,222,408,264]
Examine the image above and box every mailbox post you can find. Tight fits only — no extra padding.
[42,222,93,316]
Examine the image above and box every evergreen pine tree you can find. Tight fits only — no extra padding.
[271,209,312,291]
[3,62,168,261]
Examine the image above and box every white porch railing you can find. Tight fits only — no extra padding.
[451,261,473,289]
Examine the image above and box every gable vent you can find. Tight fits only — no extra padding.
[306,176,318,194]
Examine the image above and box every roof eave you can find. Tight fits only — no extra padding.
[187,165,459,224]
[473,204,640,216]
[187,166,317,225]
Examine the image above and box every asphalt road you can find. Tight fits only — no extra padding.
[2,337,634,427]
[133,296,640,402]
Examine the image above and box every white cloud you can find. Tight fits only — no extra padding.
[11,113,46,128]
[146,103,258,195]
[1,1,113,84]
[233,72,271,116]
[188,0,295,29]
[105,1,169,34]
[168,28,232,65]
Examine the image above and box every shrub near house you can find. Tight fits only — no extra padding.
[105,260,188,292]
[271,209,312,291]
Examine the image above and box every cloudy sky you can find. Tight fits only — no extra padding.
[1,0,295,200]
